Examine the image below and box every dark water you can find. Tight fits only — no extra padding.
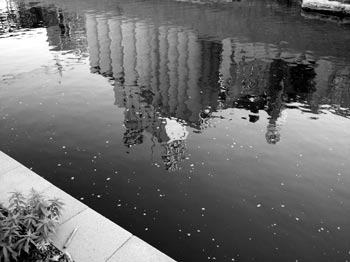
[1,0,350,261]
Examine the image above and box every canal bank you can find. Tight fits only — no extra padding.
[302,0,350,15]
[0,151,176,262]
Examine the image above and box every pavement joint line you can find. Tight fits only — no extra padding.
[1,164,22,177]
[2,165,21,175]
[59,207,89,225]
[105,235,134,262]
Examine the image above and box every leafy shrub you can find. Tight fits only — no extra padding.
[0,190,64,262]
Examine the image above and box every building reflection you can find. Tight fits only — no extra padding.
[2,2,350,166]
[82,13,350,149]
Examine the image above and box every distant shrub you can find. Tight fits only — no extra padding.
[0,190,64,262]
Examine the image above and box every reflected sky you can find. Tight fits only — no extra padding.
[1,0,350,261]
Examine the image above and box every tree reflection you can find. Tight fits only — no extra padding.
[162,139,187,172]
[264,57,287,144]
[228,54,318,144]
[123,122,144,147]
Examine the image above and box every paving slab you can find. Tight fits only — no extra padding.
[41,185,89,224]
[52,208,132,262]
[107,236,176,262]
[0,151,22,175]
[0,165,52,203]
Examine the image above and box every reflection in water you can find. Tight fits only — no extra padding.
[33,9,347,149]
[199,106,213,131]
[161,118,188,171]
[0,0,48,33]
[84,13,320,145]
[89,15,321,147]
[0,1,87,56]
[1,1,350,261]
[1,0,349,156]
[301,9,350,24]
[0,0,18,33]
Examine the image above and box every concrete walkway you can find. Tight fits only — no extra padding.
[0,151,176,262]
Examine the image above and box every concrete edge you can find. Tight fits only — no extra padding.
[301,0,350,15]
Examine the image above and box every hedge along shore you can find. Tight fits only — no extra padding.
[0,151,176,262]
[302,0,350,15]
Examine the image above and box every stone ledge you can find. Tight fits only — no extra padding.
[302,0,350,15]
[107,236,175,262]
[52,208,133,262]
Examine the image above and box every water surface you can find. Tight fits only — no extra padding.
[1,0,350,261]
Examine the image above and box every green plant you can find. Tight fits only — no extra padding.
[0,189,64,262]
